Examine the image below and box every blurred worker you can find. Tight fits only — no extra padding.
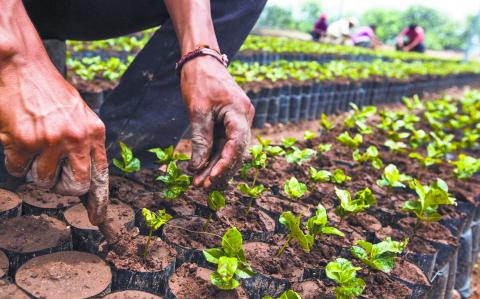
[396,24,425,53]
[350,25,382,49]
[311,13,328,42]
[327,17,358,45]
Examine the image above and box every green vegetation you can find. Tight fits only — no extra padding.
[149,145,189,165]
[376,164,412,189]
[335,188,377,223]
[326,258,366,299]
[277,211,314,257]
[113,142,141,175]
[307,204,345,241]
[156,161,191,200]
[203,227,255,290]
[141,208,172,258]
[351,238,408,273]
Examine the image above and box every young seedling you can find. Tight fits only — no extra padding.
[204,191,226,230]
[402,179,457,235]
[351,237,408,273]
[376,164,412,190]
[148,145,189,166]
[408,129,430,149]
[277,211,314,257]
[384,139,408,153]
[317,143,333,157]
[262,290,302,299]
[156,161,191,199]
[284,177,308,203]
[307,204,344,242]
[326,258,366,299]
[141,208,172,258]
[352,146,383,170]
[238,145,266,210]
[309,167,332,183]
[320,113,335,131]
[203,227,255,290]
[450,154,480,179]
[331,169,352,185]
[304,130,315,142]
[337,132,363,150]
[256,135,285,158]
[282,137,297,149]
[113,142,141,175]
[334,187,376,224]
[408,143,442,167]
[285,147,316,166]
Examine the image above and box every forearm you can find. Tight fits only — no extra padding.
[164,0,219,55]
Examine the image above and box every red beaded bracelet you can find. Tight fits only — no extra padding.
[175,45,229,74]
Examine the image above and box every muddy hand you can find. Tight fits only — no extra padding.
[181,56,255,189]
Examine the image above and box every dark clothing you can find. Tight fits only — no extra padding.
[312,19,327,41]
[0,0,266,187]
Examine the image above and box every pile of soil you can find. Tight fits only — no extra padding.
[0,250,8,278]
[168,263,248,299]
[15,251,112,298]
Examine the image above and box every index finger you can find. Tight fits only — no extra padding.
[86,143,109,226]
[204,109,251,188]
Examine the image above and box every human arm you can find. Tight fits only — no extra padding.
[403,28,423,52]
[396,28,407,47]
[164,0,254,188]
[0,0,114,240]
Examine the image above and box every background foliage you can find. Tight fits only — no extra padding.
[256,3,471,51]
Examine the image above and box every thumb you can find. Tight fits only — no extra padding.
[189,111,214,171]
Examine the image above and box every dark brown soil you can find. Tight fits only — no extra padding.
[217,201,275,234]
[390,258,430,286]
[0,215,70,253]
[346,213,382,232]
[243,241,304,281]
[102,290,163,299]
[0,250,8,278]
[168,263,248,299]
[106,235,176,272]
[163,216,226,250]
[0,189,21,212]
[291,279,336,299]
[255,193,313,218]
[0,280,29,299]
[65,201,134,230]
[15,251,111,298]
[17,183,80,209]
[362,271,412,299]
[397,217,458,245]
[375,225,437,254]
[109,176,147,203]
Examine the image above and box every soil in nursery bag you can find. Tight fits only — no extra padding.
[105,234,177,294]
[64,200,134,253]
[109,175,147,201]
[0,280,29,299]
[243,240,304,282]
[361,271,412,299]
[103,290,163,299]
[15,251,111,299]
[255,194,313,221]
[0,250,8,278]
[17,183,80,218]
[0,189,21,219]
[216,201,276,241]
[162,216,226,267]
[0,214,71,275]
[291,279,336,299]
[167,263,248,299]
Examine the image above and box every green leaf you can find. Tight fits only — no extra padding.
[304,130,315,141]
[203,248,225,264]
[141,208,172,231]
[309,167,332,183]
[376,164,412,189]
[317,143,333,154]
[351,237,408,273]
[278,290,302,299]
[208,191,226,212]
[284,177,307,200]
[279,211,314,253]
[337,132,363,150]
[114,142,141,174]
[222,227,244,258]
[331,169,351,184]
[282,137,297,148]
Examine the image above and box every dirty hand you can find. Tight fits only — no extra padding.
[180,56,255,188]
[0,55,110,228]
